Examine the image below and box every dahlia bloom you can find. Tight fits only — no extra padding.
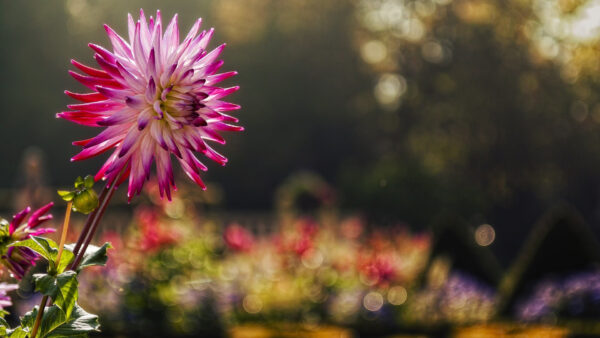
[0,203,54,279]
[0,283,18,311]
[59,9,242,200]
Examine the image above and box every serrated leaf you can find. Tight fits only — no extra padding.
[55,273,78,319]
[21,306,37,329]
[40,305,67,337]
[34,271,78,319]
[83,175,94,189]
[65,243,112,271]
[10,237,59,269]
[46,304,99,337]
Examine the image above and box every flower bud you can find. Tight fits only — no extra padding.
[72,189,99,214]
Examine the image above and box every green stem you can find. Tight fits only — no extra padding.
[30,295,48,338]
[70,175,120,270]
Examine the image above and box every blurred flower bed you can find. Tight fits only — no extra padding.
[3,177,597,337]
[75,184,435,336]
[56,178,510,337]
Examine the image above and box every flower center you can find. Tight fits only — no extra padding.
[155,85,207,128]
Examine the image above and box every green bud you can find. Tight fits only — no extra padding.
[72,189,99,215]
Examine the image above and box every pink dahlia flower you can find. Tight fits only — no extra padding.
[59,9,242,200]
[0,203,54,279]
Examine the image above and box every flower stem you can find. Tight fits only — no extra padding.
[71,187,109,257]
[30,295,48,338]
[70,175,120,270]
[55,201,73,266]
[31,201,73,338]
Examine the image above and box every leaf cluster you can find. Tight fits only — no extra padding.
[1,237,111,337]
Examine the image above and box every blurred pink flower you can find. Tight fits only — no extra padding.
[0,282,18,311]
[223,224,254,252]
[0,203,54,279]
[357,249,398,287]
[60,9,242,201]
[136,208,178,252]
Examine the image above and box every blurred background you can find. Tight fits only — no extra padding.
[2,0,600,336]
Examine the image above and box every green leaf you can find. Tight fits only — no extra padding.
[0,219,10,237]
[34,271,78,319]
[57,191,75,202]
[34,274,56,295]
[10,237,59,269]
[40,305,67,337]
[74,177,84,189]
[18,260,48,296]
[65,242,112,271]
[46,304,99,337]
[20,306,37,329]
[8,327,28,338]
[57,250,74,275]
[0,316,8,336]
[83,175,94,189]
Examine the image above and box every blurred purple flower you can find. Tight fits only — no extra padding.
[517,270,600,321]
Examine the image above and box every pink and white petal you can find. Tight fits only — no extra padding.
[95,86,130,100]
[205,71,238,86]
[72,137,121,161]
[118,127,141,157]
[127,13,136,45]
[205,100,241,112]
[94,54,123,79]
[28,228,56,236]
[98,108,137,126]
[162,14,180,56]
[64,91,107,103]
[133,22,148,70]
[199,128,226,144]
[89,43,118,65]
[138,9,152,56]
[68,100,125,113]
[71,59,111,79]
[27,202,54,228]
[10,207,31,234]
[149,121,168,150]
[104,24,133,58]
[202,143,228,165]
[56,111,107,127]
[211,121,244,132]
